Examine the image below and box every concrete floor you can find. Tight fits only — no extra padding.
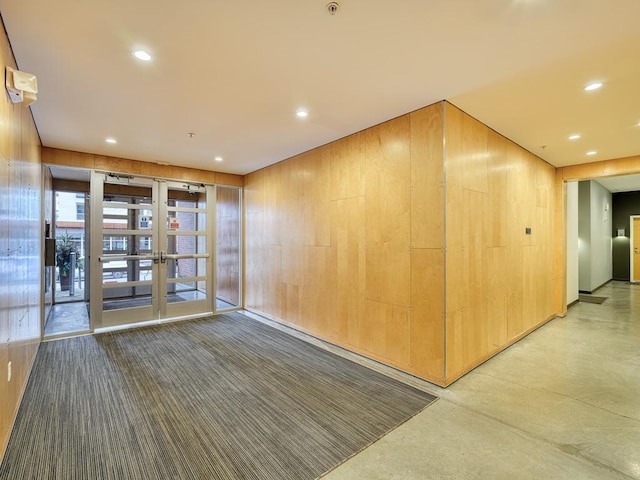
[44,282,639,477]
[322,281,640,479]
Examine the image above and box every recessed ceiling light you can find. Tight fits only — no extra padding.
[584,82,602,91]
[296,110,308,118]
[214,156,223,162]
[568,134,581,140]
[105,138,117,144]
[133,50,152,61]
[586,151,597,156]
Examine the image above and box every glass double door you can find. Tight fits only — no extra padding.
[90,172,214,328]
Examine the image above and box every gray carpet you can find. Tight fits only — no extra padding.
[0,313,436,479]
[579,294,608,304]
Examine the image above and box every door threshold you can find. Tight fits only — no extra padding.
[43,330,92,342]
[95,311,214,334]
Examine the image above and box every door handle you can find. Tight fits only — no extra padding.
[152,251,167,263]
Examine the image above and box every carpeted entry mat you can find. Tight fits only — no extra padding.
[0,313,436,479]
[579,294,608,304]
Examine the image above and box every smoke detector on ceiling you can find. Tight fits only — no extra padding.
[326,2,340,15]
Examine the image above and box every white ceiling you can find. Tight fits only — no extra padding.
[2,0,640,176]
[596,174,640,194]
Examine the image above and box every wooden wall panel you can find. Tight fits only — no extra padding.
[216,186,241,305]
[331,196,366,346]
[42,147,244,187]
[302,147,331,248]
[330,133,364,201]
[364,117,411,307]
[0,25,42,460]
[559,155,640,181]
[362,301,410,365]
[245,102,447,384]
[485,130,508,248]
[245,100,562,386]
[408,103,445,381]
[410,248,445,382]
[244,169,266,312]
[263,162,283,247]
[410,106,444,249]
[443,102,557,383]
[300,246,334,335]
[461,113,489,194]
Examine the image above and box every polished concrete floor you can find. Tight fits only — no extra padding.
[321,281,640,479]
[43,282,639,477]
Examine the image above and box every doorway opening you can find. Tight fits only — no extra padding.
[566,174,640,308]
[43,167,243,337]
[44,166,92,337]
[90,173,216,329]
[631,215,640,283]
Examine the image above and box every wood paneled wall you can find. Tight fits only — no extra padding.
[216,186,241,305]
[0,26,42,458]
[245,101,561,386]
[559,155,640,181]
[246,103,447,383]
[443,103,557,382]
[42,147,244,187]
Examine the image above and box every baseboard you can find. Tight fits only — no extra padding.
[241,308,445,391]
[591,279,612,293]
[579,278,613,295]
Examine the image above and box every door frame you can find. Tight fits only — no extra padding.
[89,171,216,330]
[631,215,640,283]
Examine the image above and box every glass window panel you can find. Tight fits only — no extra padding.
[172,282,207,300]
[102,236,128,253]
[167,211,206,232]
[103,292,152,304]
[101,259,153,284]
[166,235,206,255]
[197,235,206,254]
[175,281,196,291]
[138,236,153,251]
[174,199,196,209]
[76,203,85,220]
[102,217,128,231]
[166,258,201,280]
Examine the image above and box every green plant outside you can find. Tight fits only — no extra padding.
[56,230,79,277]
